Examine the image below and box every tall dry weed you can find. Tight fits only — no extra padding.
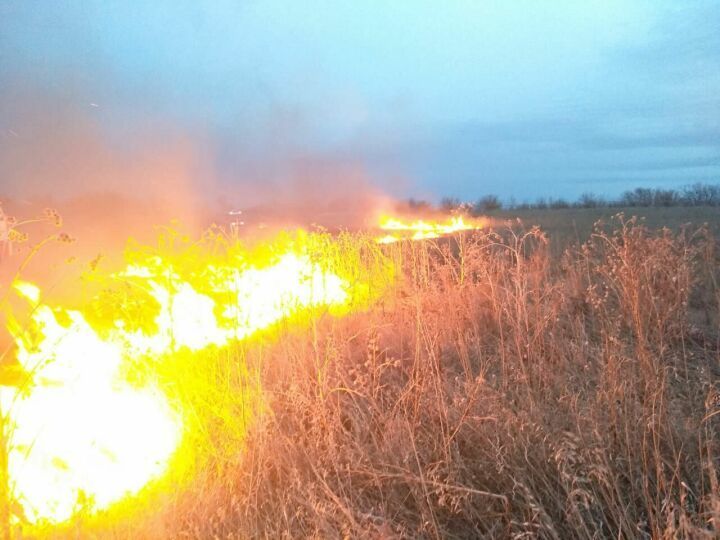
[3,213,719,538]
[162,216,718,539]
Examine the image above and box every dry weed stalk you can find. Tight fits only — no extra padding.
[3,214,719,538]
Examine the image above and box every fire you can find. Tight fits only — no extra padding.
[115,250,349,354]
[1,230,355,525]
[2,282,184,525]
[375,214,487,243]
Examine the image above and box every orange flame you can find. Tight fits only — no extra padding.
[375,214,487,243]
[1,230,357,525]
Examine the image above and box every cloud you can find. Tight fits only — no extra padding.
[0,0,717,207]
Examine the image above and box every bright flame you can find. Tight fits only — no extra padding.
[2,283,184,524]
[375,214,487,243]
[117,251,348,355]
[1,232,354,525]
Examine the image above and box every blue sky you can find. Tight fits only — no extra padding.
[1,0,718,203]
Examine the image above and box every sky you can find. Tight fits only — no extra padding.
[0,0,718,204]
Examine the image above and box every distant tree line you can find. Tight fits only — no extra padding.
[431,182,720,214]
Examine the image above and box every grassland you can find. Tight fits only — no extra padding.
[6,208,720,538]
[493,206,720,256]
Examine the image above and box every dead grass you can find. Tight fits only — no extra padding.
[7,213,720,538]
[149,215,720,538]
[493,206,720,258]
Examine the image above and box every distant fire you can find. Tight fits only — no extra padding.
[375,214,488,244]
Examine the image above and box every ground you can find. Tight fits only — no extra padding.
[4,207,720,539]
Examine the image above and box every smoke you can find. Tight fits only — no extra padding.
[0,78,214,244]
[212,156,397,232]
[0,78,398,283]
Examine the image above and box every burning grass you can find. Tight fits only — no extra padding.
[375,214,490,244]
[1,212,719,538]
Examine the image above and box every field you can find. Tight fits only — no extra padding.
[2,208,720,538]
[494,206,720,256]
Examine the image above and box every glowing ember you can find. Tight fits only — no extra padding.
[375,214,487,243]
[1,233,353,525]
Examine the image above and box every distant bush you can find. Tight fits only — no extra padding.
[682,182,720,206]
[653,188,679,207]
[577,192,605,208]
[548,198,570,209]
[456,181,719,212]
[534,198,548,210]
[407,198,432,212]
[440,197,462,212]
[620,187,654,207]
[473,194,503,213]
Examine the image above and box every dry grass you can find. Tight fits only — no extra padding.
[6,213,720,538]
[494,206,720,257]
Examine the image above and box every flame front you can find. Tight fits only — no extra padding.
[1,232,354,525]
[2,285,184,525]
[376,214,487,243]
